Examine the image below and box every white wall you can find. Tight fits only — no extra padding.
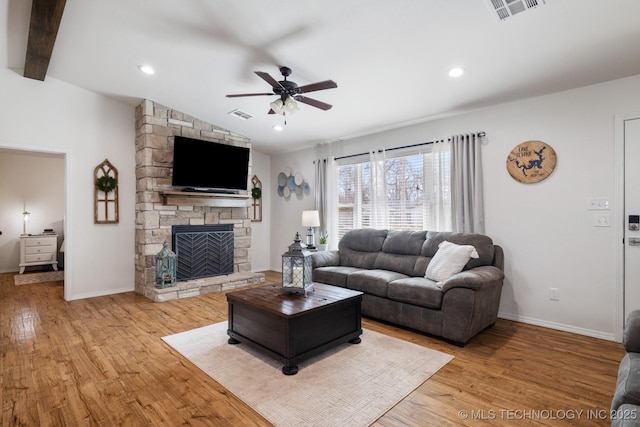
[0,150,65,272]
[270,73,640,341]
[0,68,135,300]
[250,149,271,271]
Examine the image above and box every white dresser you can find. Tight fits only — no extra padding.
[19,234,58,274]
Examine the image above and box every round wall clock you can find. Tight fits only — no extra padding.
[506,140,557,183]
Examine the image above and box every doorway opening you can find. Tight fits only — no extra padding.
[0,145,69,299]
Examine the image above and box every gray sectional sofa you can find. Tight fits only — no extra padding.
[612,310,640,427]
[311,228,505,345]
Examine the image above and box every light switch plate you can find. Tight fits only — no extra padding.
[588,198,610,210]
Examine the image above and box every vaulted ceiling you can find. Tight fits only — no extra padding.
[4,0,640,154]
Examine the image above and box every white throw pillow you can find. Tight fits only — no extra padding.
[425,240,479,284]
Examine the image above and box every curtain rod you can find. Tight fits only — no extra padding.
[334,131,486,161]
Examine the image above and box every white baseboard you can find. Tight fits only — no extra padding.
[498,311,618,343]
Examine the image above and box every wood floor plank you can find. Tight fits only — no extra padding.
[0,271,625,426]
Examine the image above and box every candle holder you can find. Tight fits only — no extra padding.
[281,232,314,296]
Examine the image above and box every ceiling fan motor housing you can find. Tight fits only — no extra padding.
[275,67,299,99]
[275,81,300,98]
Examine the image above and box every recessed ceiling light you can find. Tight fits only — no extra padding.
[138,65,155,75]
[273,125,284,132]
[448,67,465,78]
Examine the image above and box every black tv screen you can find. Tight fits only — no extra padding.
[171,136,250,192]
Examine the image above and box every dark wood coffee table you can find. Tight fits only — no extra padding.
[226,283,363,375]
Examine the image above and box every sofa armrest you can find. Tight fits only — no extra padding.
[440,266,505,292]
[624,311,640,353]
[311,250,340,268]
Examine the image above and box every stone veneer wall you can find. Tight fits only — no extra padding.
[134,99,263,301]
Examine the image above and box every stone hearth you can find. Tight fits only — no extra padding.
[134,99,264,302]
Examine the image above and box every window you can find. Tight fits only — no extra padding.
[337,148,450,238]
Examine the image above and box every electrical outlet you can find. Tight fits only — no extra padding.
[550,288,559,301]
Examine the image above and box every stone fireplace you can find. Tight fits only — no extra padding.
[134,99,264,302]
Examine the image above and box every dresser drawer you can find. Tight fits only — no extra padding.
[26,245,54,255]
[25,237,57,247]
[25,253,53,263]
[19,234,59,274]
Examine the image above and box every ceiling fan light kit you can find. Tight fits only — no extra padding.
[226,66,337,125]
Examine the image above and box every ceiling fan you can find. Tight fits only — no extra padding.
[226,66,337,115]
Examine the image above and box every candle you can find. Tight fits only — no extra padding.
[292,266,303,288]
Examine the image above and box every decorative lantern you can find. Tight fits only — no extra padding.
[281,232,314,296]
[155,241,177,288]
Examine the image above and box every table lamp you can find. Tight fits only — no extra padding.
[301,210,320,249]
[22,210,30,236]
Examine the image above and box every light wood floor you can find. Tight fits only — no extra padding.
[1,271,624,426]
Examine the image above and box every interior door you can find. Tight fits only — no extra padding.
[625,117,640,321]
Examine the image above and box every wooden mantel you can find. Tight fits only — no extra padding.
[160,190,250,207]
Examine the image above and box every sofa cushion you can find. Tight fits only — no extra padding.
[612,353,640,411]
[374,252,421,276]
[339,229,388,269]
[388,277,443,309]
[425,241,479,283]
[423,231,494,270]
[611,404,640,427]
[311,250,340,268]
[413,256,431,277]
[372,230,426,276]
[312,266,364,288]
[625,310,640,353]
[381,230,426,255]
[347,269,407,297]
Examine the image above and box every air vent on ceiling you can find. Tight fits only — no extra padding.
[486,0,544,21]
[228,109,253,120]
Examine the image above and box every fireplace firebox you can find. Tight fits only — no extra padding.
[171,224,234,281]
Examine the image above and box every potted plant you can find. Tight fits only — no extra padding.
[318,232,329,251]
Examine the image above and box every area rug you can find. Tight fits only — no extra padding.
[14,270,64,285]
[163,322,453,427]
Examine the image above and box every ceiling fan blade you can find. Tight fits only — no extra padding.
[226,92,274,98]
[295,95,333,111]
[255,71,284,90]
[297,80,338,94]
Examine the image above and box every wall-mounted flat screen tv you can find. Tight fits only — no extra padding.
[171,136,250,193]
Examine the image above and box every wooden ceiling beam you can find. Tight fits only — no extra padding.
[23,0,66,81]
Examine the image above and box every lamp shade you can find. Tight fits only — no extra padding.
[301,210,320,227]
[270,98,284,114]
[284,97,299,113]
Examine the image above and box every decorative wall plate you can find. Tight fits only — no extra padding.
[277,168,310,198]
[506,140,557,183]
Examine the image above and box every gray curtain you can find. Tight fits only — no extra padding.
[314,158,328,235]
[450,133,484,233]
